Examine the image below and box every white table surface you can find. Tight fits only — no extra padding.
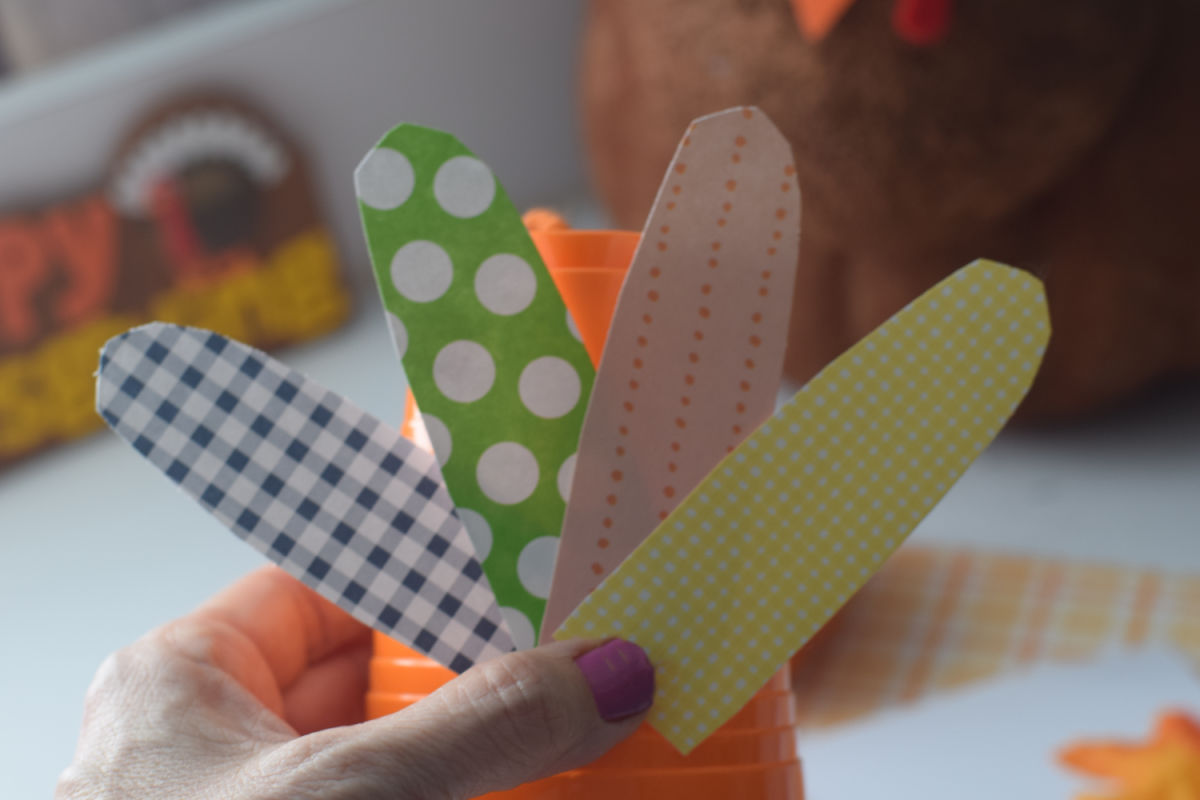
[798,648,1200,799]
[3,298,1198,794]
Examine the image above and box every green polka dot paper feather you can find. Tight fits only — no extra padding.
[356,125,594,645]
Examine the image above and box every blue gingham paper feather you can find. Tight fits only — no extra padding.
[96,323,514,672]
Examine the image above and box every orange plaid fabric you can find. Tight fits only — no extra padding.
[791,547,1200,728]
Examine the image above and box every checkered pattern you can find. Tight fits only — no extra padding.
[791,546,1200,729]
[96,323,514,672]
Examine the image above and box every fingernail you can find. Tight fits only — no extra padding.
[575,639,655,722]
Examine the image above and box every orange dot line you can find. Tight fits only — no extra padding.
[733,239,774,445]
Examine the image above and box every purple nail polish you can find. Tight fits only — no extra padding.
[575,639,655,722]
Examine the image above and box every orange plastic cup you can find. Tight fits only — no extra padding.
[374,229,803,800]
[531,229,639,368]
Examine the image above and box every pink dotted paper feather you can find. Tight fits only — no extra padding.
[540,108,800,640]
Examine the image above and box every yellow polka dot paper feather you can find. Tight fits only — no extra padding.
[556,259,1050,753]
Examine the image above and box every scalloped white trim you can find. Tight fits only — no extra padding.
[109,108,289,216]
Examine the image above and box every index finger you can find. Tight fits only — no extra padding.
[189,565,370,694]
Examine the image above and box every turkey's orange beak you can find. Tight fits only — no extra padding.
[791,0,953,44]
[789,0,859,41]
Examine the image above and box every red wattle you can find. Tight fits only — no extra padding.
[892,0,953,46]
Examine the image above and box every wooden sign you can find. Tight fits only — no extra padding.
[0,93,351,469]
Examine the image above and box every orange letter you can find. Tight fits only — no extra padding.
[0,221,48,347]
[45,196,118,326]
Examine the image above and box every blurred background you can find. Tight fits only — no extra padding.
[0,1,595,792]
[0,1,1196,797]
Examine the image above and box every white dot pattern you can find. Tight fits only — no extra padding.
[557,452,576,503]
[501,606,537,651]
[421,412,452,466]
[458,507,493,562]
[475,253,537,315]
[386,312,408,361]
[477,441,539,505]
[557,261,1050,754]
[433,341,495,403]
[519,356,582,419]
[517,536,559,599]
[355,147,414,210]
[391,240,454,303]
[434,156,496,218]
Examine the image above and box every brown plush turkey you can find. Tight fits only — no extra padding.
[582,0,1200,418]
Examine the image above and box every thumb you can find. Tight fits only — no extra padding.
[273,638,654,799]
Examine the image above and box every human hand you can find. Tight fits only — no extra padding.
[56,566,654,799]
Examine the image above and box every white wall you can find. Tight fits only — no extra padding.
[0,1,589,793]
[0,0,590,294]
